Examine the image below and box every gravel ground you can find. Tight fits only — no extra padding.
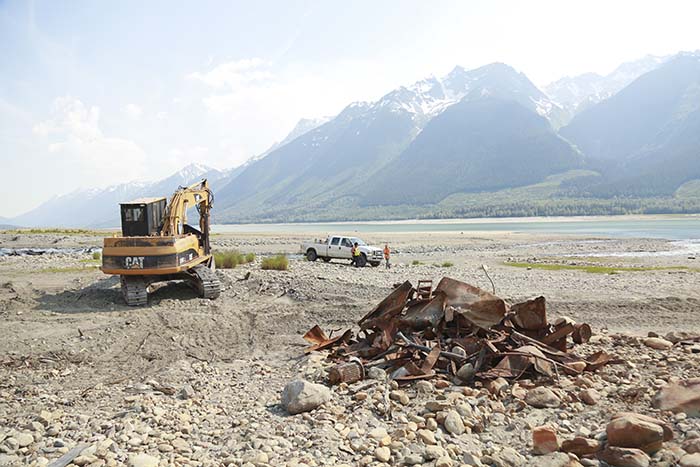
[0,231,698,467]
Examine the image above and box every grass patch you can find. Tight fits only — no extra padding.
[441,261,454,267]
[504,262,700,274]
[92,251,101,260]
[213,250,256,269]
[261,254,289,271]
[412,260,422,265]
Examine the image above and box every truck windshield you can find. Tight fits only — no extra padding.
[349,237,366,246]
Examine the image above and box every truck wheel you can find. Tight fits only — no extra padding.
[306,249,318,262]
[370,261,380,267]
[322,257,331,263]
[357,254,367,267]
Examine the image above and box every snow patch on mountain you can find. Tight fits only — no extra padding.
[545,55,669,117]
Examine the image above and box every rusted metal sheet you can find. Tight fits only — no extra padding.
[511,296,547,330]
[358,280,413,330]
[584,350,613,371]
[400,292,446,330]
[304,328,353,354]
[303,325,328,345]
[436,277,508,329]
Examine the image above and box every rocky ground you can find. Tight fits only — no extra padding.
[0,231,699,467]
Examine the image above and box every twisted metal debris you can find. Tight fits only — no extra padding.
[302,277,618,385]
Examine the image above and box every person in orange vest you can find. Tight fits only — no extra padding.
[383,243,391,269]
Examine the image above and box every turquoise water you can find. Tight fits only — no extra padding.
[212,215,700,240]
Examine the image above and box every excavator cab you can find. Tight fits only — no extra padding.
[119,197,166,237]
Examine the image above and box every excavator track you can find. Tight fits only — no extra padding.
[189,264,221,299]
[120,276,149,306]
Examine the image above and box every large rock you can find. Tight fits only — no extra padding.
[527,452,582,467]
[533,426,560,455]
[525,387,561,408]
[374,446,391,462]
[598,446,650,467]
[606,415,664,453]
[561,436,600,456]
[443,410,465,435]
[652,378,700,417]
[643,337,673,350]
[128,454,160,467]
[580,388,600,405]
[681,453,700,467]
[281,379,332,415]
[611,412,673,441]
[490,447,526,466]
[683,438,700,454]
[15,433,34,447]
[457,363,475,381]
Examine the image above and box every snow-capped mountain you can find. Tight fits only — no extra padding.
[545,55,668,119]
[214,61,573,221]
[358,63,566,128]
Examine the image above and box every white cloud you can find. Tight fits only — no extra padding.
[123,103,143,119]
[187,58,272,89]
[33,97,147,187]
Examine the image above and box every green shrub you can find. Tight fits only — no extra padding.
[92,251,101,260]
[261,254,289,271]
[412,260,422,265]
[441,261,454,267]
[213,250,255,269]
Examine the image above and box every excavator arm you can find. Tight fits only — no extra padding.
[161,179,213,254]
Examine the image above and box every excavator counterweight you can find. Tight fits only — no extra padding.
[101,179,220,306]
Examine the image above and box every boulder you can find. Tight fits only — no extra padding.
[606,415,664,453]
[681,453,700,467]
[561,437,600,456]
[580,388,600,405]
[281,379,332,415]
[652,378,700,417]
[683,438,700,454]
[533,426,560,455]
[443,410,465,435]
[15,433,34,447]
[457,363,475,381]
[598,446,650,467]
[643,337,673,350]
[527,452,583,467]
[128,454,160,467]
[486,377,509,396]
[490,447,526,466]
[525,387,561,408]
[611,412,673,441]
[374,446,391,462]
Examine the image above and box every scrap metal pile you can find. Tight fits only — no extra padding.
[303,277,616,385]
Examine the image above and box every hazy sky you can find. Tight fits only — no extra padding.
[1,0,699,217]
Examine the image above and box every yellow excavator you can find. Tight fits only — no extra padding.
[101,179,221,306]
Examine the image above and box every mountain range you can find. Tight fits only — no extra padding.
[8,51,700,227]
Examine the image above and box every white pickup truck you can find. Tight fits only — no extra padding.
[301,235,384,267]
